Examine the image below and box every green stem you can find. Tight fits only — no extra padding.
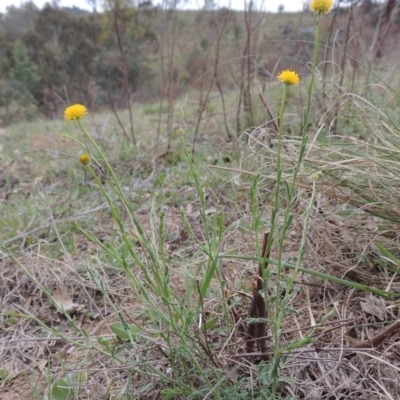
[272,83,288,312]
[285,178,317,298]
[268,83,288,258]
[270,83,288,397]
[271,15,322,396]
[303,14,320,138]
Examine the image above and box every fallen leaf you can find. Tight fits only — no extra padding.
[191,207,217,218]
[53,287,85,314]
[186,202,193,216]
[360,294,386,320]
[205,207,217,215]
[36,359,49,372]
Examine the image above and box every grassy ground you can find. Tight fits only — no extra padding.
[2,11,400,400]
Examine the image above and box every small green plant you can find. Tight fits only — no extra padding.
[57,103,234,397]
[7,1,400,397]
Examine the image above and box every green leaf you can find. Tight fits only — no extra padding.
[4,317,18,327]
[284,337,313,351]
[161,388,182,400]
[283,180,292,199]
[52,378,72,400]
[200,256,219,298]
[51,372,86,400]
[0,369,10,382]
[375,241,400,267]
[201,317,218,332]
[110,322,142,341]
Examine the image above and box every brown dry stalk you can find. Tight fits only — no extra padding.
[352,319,400,349]
[246,232,270,358]
[246,277,267,355]
[258,93,278,131]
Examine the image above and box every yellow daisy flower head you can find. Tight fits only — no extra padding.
[277,70,300,86]
[310,0,333,15]
[79,153,91,166]
[64,104,88,121]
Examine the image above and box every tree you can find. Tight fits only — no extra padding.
[0,24,40,124]
[97,2,157,105]
[0,2,39,38]
[11,40,38,90]
[22,5,98,116]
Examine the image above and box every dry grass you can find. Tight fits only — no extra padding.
[2,50,400,400]
[3,131,400,399]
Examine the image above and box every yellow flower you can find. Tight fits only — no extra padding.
[277,70,300,86]
[64,104,87,121]
[79,154,90,166]
[310,0,333,15]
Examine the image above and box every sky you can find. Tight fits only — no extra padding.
[0,0,307,14]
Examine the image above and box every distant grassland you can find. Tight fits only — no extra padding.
[1,3,390,127]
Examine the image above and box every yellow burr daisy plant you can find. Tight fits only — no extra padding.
[310,0,333,15]
[277,70,300,86]
[64,104,88,121]
[79,153,91,166]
